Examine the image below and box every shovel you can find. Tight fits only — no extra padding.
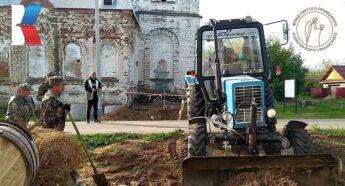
[67,112,110,186]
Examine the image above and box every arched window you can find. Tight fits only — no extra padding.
[101,44,117,77]
[0,47,9,79]
[64,43,82,78]
[28,45,46,78]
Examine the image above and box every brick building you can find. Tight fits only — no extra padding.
[0,0,201,111]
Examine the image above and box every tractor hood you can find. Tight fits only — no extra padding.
[221,75,265,129]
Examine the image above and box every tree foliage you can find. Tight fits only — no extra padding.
[267,42,308,101]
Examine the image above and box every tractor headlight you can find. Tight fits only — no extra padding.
[222,112,233,125]
[267,108,276,118]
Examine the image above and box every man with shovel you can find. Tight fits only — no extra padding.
[40,76,86,185]
[41,76,70,131]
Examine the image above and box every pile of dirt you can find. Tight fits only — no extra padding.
[77,135,345,185]
[313,134,345,163]
[78,139,187,185]
[222,170,298,186]
[101,106,187,121]
[312,134,345,180]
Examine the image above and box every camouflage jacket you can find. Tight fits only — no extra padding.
[41,90,65,131]
[36,80,50,101]
[6,93,31,128]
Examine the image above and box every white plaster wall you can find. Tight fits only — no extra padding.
[28,46,46,78]
[101,44,117,77]
[133,0,199,14]
[137,14,200,91]
[64,43,82,78]
[150,34,173,79]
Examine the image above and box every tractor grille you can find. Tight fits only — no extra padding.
[234,85,262,123]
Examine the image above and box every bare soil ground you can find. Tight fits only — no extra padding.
[313,133,345,181]
[78,139,186,186]
[101,106,187,121]
[78,134,345,186]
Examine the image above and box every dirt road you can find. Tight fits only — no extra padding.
[62,119,345,134]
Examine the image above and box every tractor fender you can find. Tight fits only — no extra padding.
[283,120,308,136]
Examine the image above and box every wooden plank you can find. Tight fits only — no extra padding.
[0,137,28,186]
[178,100,186,120]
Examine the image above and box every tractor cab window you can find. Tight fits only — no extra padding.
[202,27,264,76]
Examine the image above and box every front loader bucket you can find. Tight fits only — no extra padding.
[182,154,342,186]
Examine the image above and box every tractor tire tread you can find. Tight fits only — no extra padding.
[187,85,207,157]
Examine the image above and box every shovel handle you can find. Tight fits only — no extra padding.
[29,104,37,123]
[67,112,98,174]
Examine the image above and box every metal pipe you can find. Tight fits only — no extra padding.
[248,99,258,155]
[95,0,103,113]
[209,19,222,101]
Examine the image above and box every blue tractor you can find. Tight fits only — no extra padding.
[182,17,342,185]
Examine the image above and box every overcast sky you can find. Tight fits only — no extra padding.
[199,0,345,69]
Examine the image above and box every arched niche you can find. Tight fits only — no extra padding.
[64,43,82,78]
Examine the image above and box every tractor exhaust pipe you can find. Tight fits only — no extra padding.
[210,19,223,101]
[248,99,258,155]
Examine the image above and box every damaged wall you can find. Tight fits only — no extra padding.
[132,0,201,92]
[0,0,201,108]
[0,2,139,107]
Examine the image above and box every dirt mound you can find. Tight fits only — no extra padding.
[313,134,345,182]
[78,135,345,185]
[78,139,187,185]
[222,170,297,186]
[101,106,187,121]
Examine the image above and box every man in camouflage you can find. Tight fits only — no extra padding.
[6,83,34,128]
[40,76,83,185]
[41,76,70,131]
[36,71,56,101]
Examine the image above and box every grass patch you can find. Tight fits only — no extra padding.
[142,129,185,142]
[276,98,345,119]
[311,125,345,137]
[75,129,185,150]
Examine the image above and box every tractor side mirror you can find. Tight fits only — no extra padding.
[264,20,289,46]
[282,22,288,41]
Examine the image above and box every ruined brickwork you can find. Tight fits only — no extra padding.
[0,0,200,109]
[132,0,201,92]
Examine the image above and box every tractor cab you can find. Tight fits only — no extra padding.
[201,20,266,77]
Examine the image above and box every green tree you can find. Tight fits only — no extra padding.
[267,42,308,101]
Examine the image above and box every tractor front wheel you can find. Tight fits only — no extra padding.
[287,128,315,154]
[186,85,207,157]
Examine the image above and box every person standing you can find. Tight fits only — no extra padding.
[84,71,102,123]
[36,71,56,101]
[6,83,34,128]
[40,76,84,185]
[41,76,70,131]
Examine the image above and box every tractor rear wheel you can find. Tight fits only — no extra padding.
[287,128,315,154]
[186,85,207,157]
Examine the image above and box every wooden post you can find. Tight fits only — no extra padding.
[178,100,186,120]
[163,90,166,109]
